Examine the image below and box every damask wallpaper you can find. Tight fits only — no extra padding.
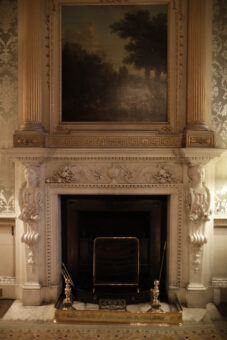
[0,0,17,216]
[211,0,227,147]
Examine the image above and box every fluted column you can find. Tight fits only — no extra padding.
[185,0,215,147]
[187,0,207,130]
[14,0,45,147]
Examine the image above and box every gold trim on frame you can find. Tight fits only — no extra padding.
[49,0,187,142]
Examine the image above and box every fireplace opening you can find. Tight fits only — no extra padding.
[93,237,140,287]
[61,195,167,304]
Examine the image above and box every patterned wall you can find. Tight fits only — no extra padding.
[212,0,227,216]
[0,0,17,216]
[211,0,227,147]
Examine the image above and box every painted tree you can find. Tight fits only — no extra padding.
[110,10,167,79]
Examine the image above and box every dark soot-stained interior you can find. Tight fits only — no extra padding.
[61,195,167,304]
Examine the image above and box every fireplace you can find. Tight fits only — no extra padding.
[61,195,167,303]
[7,146,219,307]
[7,0,221,309]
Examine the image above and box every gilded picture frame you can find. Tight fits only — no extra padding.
[49,0,187,147]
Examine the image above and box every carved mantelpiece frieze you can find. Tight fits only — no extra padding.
[46,163,182,185]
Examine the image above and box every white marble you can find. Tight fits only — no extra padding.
[182,303,223,322]
[126,303,151,313]
[6,147,224,306]
[72,301,99,311]
[126,302,172,313]
[3,300,223,322]
[2,300,55,321]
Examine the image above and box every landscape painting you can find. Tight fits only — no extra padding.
[61,4,168,122]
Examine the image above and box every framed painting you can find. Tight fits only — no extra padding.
[62,4,167,122]
[49,0,187,143]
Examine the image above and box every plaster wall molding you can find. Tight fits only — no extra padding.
[0,276,16,284]
[212,278,227,288]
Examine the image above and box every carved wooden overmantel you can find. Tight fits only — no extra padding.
[13,0,215,148]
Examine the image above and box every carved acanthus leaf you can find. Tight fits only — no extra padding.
[0,186,15,214]
[215,189,227,215]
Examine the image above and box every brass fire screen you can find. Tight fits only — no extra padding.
[93,237,139,287]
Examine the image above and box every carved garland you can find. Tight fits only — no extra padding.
[46,165,181,184]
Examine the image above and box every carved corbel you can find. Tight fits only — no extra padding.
[19,165,41,269]
[186,165,211,234]
[186,164,211,277]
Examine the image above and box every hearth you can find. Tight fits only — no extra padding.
[61,195,167,304]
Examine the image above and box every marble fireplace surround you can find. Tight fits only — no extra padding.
[7,147,222,307]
